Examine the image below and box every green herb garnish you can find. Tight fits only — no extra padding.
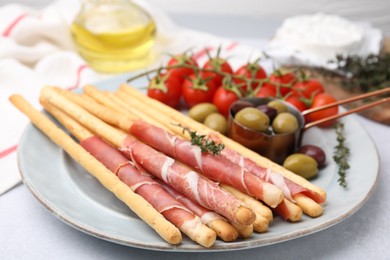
[176,124,225,155]
[329,53,390,93]
[333,123,350,188]
[189,131,225,155]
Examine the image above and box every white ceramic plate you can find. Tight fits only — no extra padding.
[17,74,380,252]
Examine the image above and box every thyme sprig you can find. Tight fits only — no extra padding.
[328,53,390,93]
[333,123,350,188]
[176,124,225,155]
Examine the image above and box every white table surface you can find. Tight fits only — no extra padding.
[1,11,390,260]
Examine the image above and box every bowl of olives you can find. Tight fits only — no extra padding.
[228,98,305,164]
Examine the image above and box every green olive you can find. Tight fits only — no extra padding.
[267,100,288,114]
[272,112,299,134]
[283,154,318,179]
[234,107,269,132]
[188,103,218,122]
[204,113,228,134]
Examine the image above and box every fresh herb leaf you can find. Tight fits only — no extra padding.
[176,124,225,155]
[328,53,390,94]
[333,123,350,188]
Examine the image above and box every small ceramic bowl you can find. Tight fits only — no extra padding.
[228,97,305,164]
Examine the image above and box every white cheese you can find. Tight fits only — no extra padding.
[272,13,364,59]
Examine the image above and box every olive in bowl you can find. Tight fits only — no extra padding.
[227,98,304,164]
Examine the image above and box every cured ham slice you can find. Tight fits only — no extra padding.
[121,135,255,226]
[159,180,240,241]
[81,135,216,247]
[129,120,284,208]
[217,144,325,204]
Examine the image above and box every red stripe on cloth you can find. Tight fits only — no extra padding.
[0,145,17,159]
[67,64,90,91]
[2,13,28,37]
[192,46,214,61]
[225,41,239,51]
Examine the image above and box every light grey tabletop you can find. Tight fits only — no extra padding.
[1,7,390,260]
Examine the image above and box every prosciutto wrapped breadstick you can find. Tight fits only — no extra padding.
[42,103,217,247]
[9,95,182,245]
[129,120,284,208]
[221,184,272,231]
[117,84,326,215]
[64,87,285,211]
[79,86,297,221]
[159,181,239,242]
[40,86,256,227]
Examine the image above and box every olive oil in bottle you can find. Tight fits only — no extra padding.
[71,0,156,73]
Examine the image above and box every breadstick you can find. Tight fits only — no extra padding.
[55,88,135,131]
[231,222,253,238]
[159,180,239,242]
[293,193,323,217]
[40,86,255,226]
[41,86,127,148]
[283,199,303,222]
[9,94,182,245]
[119,84,327,201]
[221,184,273,223]
[42,102,218,247]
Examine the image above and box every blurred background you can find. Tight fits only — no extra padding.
[5,0,390,36]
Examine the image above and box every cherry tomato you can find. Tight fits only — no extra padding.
[182,73,216,107]
[285,96,308,112]
[167,54,198,83]
[268,70,295,96]
[255,83,277,98]
[212,87,240,117]
[147,73,182,108]
[307,93,339,127]
[233,62,267,92]
[292,78,324,99]
[203,57,233,88]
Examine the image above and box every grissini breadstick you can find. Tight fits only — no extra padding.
[9,94,182,245]
[221,184,272,224]
[159,180,239,242]
[56,87,169,132]
[117,85,326,209]
[42,102,217,247]
[40,86,255,226]
[230,222,253,238]
[293,193,323,217]
[282,199,302,222]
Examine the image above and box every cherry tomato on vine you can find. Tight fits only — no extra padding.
[182,73,217,107]
[285,96,308,112]
[202,49,233,88]
[167,54,198,83]
[292,78,324,99]
[233,62,267,92]
[147,73,182,108]
[255,83,277,98]
[307,93,339,127]
[268,70,296,96]
[212,86,240,117]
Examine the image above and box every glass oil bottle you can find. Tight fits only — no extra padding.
[71,0,156,73]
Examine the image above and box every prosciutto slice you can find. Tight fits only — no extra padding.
[129,120,283,208]
[159,180,227,225]
[121,135,245,224]
[218,144,325,204]
[80,136,206,231]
